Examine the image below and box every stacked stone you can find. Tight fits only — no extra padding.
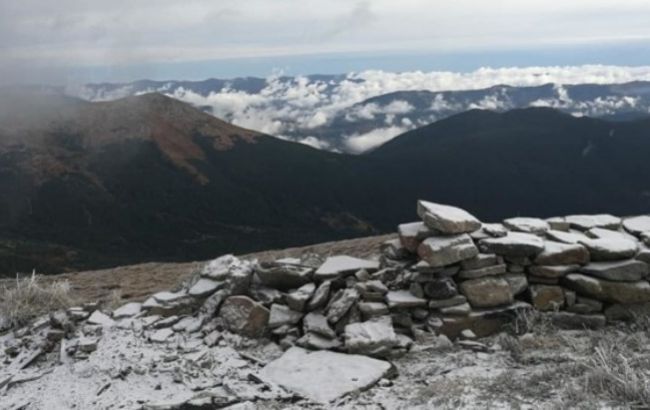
[22,202,650,364]
[394,202,650,333]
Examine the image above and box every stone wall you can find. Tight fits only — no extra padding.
[41,201,650,360]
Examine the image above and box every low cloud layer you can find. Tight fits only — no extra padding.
[75,65,650,153]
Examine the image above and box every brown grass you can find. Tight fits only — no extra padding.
[0,271,76,328]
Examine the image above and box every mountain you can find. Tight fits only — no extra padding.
[0,90,376,275]
[73,77,650,153]
[366,107,650,224]
[2,90,650,275]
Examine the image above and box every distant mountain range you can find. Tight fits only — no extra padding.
[73,76,650,153]
[1,90,649,275]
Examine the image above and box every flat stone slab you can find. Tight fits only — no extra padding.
[257,347,392,403]
[565,214,621,231]
[545,230,589,244]
[417,201,481,234]
[579,238,638,261]
[564,273,650,304]
[503,217,550,234]
[534,241,589,265]
[112,302,142,319]
[315,256,379,280]
[623,216,650,236]
[479,232,545,257]
[188,278,223,297]
[417,234,478,267]
[87,311,115,327]
[385,290,427,309]
[580,260,649,282]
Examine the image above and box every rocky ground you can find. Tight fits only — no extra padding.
[3,201,650,409]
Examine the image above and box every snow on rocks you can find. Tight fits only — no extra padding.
[257,347,392,403]
[416,200,482,234]
[417,234,478,267]
[112,302,142,319]
[314,255,379,280]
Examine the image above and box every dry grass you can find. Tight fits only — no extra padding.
[0,271,76,329]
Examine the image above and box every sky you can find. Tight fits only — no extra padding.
[2,0,650,85]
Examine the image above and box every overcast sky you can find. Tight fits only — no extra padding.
[2,0,650,84]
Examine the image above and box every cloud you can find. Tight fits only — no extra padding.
[343,125,412,153]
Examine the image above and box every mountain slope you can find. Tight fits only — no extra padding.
[367,107,650,223]
[0,91,376,274]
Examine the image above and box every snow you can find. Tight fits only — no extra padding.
[188,278,223,297]
[112,302,142,319]
[87,311,114,327]
[623,215,650,235]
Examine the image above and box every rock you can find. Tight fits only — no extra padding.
[545,229,589,244]
[461,254,501,270]
[547,217,570,231]
[409,282,424,298]
[218,296,270,337]
[534,241,589,265]
[286,283,316,312]
[440,302,471,316]
[297,333,342,350]
[579,238,638,261]
[567,296,603,314]
[249,286,283,306]
[417,234,479,267]
[438,302,530,339]
[303,313,336,339]
[344,316,397,357]
[381,238,410,260]
[428,295,467,309]
[459,277,514,308]
[458,264,507,279]
[603,303,650,322]
[150,328,174,343]
[580,260,649,281]
[307,280,332,311]
[528,264,579,278]
[479,232,545,257]
[638,248,650,264]
[423,279,458,299]
[327,289,360,324]
[460,329,477,340]
[549,312,606,329]
[268,304,303,329]
[563,273,650,304]
[256,265,313,290]
[358,302,390,319]
[355,269,371,282]
[87,311,115,327]
[565,214,621,231]
[623,216,650,236]
[315,256,379,280]
[385,290,427,309]
[257,347,392,403]
[78,337,98,353]
[417,200,482,234]
[482,223,509,237]
[528,285,564,311]
[152,290,187,304]
[202,254,246,280]
[503,217,550,234]
[398,221,431,252]
[112,302,142,319]
[200,289,228,317]
[586,227,635,241]
[528,276,559,285]
[188,278,224,297]
[172,316,204,332]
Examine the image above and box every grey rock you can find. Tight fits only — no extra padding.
[503,273,528,295]
[565,214,621,231]
[458,264,507,279]
[344,316,397,357]
[315,255,379,280]
[188,278,224,297]
[534,241,589,265]
[549,312,606,329]
[286,283,316,312]
[257,347,392,403]
[307,280,331,311]
[528,264,580,278]
[623,215,650,236]
[358,302,390,319]
[112,302,142,319]
[580,260,649,281]
[327,289,360,324]
[428,295,467,309]
[545,229,589,244]
[461,254,501,270]
[528,285,565,311]
[423,279,458,299]
[303,312,336,339]
[385,290,427,309]
[459,277,514,308]
[547,217,570,231]
[579,238,638,261]
[398,221,431,252]
[256,265,313,291]
[297,333,342,350]
[440,302,471,316]
[563,273,650,304]
[417,234,479,267]
[503,217,550,234]
[567,296,603,314]
[417,200,482,234]
[268,304,303,329]
[479,232,545,257]
[218,296,270,337]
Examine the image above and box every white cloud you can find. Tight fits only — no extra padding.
[343,125,412,153]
